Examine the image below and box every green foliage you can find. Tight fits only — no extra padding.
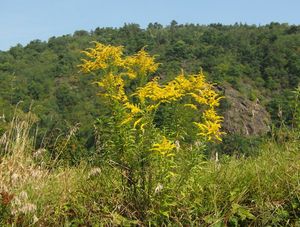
[212,134,264,157]
[291,85,300,129]
[267,85,300,129]
[0,22,299,160]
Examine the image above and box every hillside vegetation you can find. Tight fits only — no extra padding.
[0,22,300,157]
[0,22,300,225]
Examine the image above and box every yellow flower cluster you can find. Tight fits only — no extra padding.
[194,109,224,141]
[79,42,124,73]
[123,48,159,79]
[79,42,225,151]
[151,136,176,156]
[133,72,221,107]
[79,42,158,80]
[79,42,160,131]
[95,72,128,102]
[132,71,224,141]
[123,102,141,114]
[120,102,144,128]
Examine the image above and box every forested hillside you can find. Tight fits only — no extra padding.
[1,22,300,225]
[0,22,300,159]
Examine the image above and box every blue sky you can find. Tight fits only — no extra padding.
[1,0,299,51]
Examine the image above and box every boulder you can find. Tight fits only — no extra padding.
[221,84,271,136]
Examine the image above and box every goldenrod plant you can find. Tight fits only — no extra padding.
[79,42,224,145]
[79,42,224,215]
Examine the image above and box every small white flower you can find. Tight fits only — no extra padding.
[175,140,180,151]
[154,183,163,194]
[32,215,39,224]
[20,203,36,214]
[11,173,19,186]
[19,191,28,201]
[88,167,101,178]
[33,148,46,158]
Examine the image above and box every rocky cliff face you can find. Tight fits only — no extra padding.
[221,84,271,136]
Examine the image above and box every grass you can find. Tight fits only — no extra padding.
[0,114,300,225]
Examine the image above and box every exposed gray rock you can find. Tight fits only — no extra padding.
[221,84,271,136]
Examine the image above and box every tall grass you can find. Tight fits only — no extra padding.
[0,113,299,225]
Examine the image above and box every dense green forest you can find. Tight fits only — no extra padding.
[0,22,300,225]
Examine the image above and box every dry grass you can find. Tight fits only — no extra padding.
[0,113,90,225]
[0,113,300,225]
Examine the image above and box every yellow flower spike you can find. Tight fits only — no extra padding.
[124,102,141,114]
[124,48,159,78]
[194,108,225,142]
[120,115,133,126]
[203,109,224,122]
[79,42,124,73]
[184,104,198,110]
[140,122,148,133]
[93,81,105,87]
[95,72,128,102]
[146,103,160,112]
[133,77,163,102]
[151,136,176,156]
[133,117,143,129]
